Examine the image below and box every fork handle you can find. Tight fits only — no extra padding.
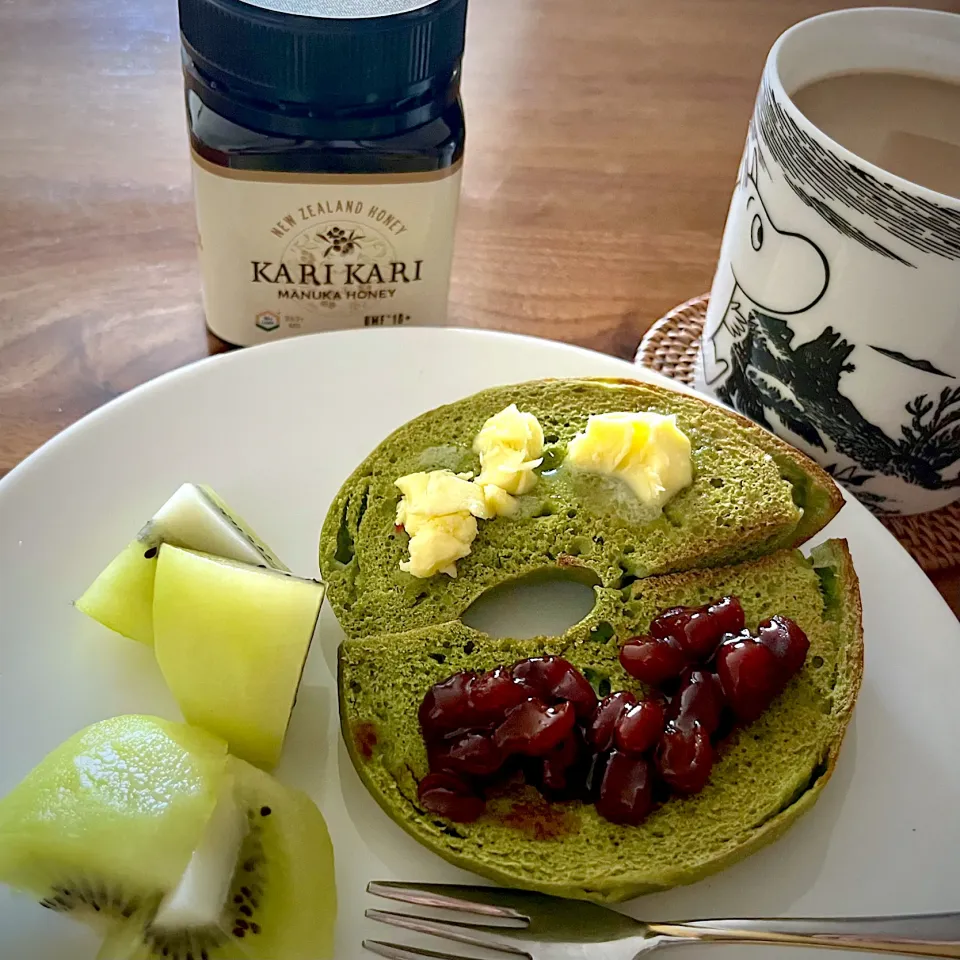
[647,913,960,958]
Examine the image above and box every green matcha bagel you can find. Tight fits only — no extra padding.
[339,540,863,903]
[320,378,843,639]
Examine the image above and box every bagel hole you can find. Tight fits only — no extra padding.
[461,568,600,639]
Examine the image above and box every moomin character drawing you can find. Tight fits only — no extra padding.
[703,144,829,388]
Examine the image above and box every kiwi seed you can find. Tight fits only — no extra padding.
[35,878,147,924]
[144,927,224,960]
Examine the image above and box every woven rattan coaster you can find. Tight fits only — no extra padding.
[635,293,960,574]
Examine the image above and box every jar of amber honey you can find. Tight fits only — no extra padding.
[179,0,468,345]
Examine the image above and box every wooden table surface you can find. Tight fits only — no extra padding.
[1,0,958,611]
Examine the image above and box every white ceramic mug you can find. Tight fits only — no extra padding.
[695,7,960,515]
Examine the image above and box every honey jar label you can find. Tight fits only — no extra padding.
[190,153,463,345]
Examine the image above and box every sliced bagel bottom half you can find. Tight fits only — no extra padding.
[339,539,863,903]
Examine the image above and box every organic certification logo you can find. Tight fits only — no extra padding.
[255,311,281,332]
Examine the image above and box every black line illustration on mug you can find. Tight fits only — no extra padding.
[717,312,960,503]
[756,79,960,262]
[703,139,829,386]
[868,345,954,379]
[703,118,960,507]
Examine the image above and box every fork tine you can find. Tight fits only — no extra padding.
[363,939,473,960]
[367,881,529,924]
[366,908,532,958]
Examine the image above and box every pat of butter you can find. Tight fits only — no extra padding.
[474,404,544,496]
[395,470,491,578]
[476,482,519,519]
[400,511,478,579]
[565,412,692,508]
[396,470,492,532]
[395,405,545,578]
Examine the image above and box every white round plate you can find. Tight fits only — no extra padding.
[1,328,957,960]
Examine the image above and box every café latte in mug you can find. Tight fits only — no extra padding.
[791,71,960,199]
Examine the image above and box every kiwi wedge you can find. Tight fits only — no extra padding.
[0,716,336,960]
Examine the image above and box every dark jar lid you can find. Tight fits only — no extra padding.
[179,0,469,111]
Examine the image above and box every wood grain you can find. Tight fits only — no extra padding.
[1,0,958,611]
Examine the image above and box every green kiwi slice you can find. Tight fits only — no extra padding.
[0,716,336,960]
[99,759,337,960]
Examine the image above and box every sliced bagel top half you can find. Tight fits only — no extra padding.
[320,378,843,639]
